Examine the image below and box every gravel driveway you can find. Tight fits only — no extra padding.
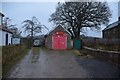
[5,48,119,78]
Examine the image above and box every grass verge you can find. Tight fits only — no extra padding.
[2,49,30,76]
[73,49,95,58]
[33,47,40,54]
[40,47,52,51]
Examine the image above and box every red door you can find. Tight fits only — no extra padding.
[59,36,66,49]
[52,35,66,50]
[52,36,59,49]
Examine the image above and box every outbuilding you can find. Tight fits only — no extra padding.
[45,25,72,50]
[102,2,120,39]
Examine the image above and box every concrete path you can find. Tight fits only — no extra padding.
[6,48,119,78]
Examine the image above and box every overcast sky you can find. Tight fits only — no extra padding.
[1,1,119,38]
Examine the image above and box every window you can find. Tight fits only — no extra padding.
[5,34,8,45]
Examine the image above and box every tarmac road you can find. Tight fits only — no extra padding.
[5,48,120,78]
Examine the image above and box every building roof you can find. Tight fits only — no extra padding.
[0,26,13,34]
[12,34,22,38]
[103,20,120,31]
[0,12,5,17]
[46,24,71,36]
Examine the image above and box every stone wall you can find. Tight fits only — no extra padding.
[83,46,120,64]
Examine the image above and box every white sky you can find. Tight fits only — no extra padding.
[1,1,119,38]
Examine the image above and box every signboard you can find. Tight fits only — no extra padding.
[56,31,64,35]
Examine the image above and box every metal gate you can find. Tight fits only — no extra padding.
[73,39,82,50]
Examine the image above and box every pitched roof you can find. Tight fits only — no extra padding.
[0,25,13,34]
[12,34,22,38]
[103,20,120,31]
[0,12,4,17]
[46,24,71,36]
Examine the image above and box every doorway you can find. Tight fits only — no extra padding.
[52,35,66,49]
[6,34,8,45]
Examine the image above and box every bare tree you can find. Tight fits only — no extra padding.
[49,2,111,39]
[22,16,49,46]
[2,17,16,28]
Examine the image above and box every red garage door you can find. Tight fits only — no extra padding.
[52,35,66,50]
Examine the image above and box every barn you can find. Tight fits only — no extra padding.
[45,25,72,50]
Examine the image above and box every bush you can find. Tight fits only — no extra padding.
[2,44,27,64]
[2,44,29,76]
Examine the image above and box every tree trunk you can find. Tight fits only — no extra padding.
[74,27,80,39]
[74,32,80,39]
[67,28,74,39]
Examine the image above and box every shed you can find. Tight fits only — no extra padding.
[45,25,72,50]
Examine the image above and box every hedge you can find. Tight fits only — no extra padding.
[2,44,27,65]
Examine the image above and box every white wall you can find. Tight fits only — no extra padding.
[118,1,120,17]
[0,15,2,25]
[8,33,12,45]
[0,29,2,46]
[0,30,12,46]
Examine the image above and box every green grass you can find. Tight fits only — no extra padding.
[73,49,95,58]
[85,44,120,51]
[40,47,52,51]
[33,47,40,54]
[2,49,30,76]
